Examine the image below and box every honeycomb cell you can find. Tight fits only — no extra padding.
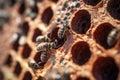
[71,10,91,34]
[76,76,90,80]
[22,21,30,36]
[50,0,59,3]
[41,7,53,25]
[21,44,32,59]
[50,27,66,49]
[4,54,13,67]
[92,57,119,80]
[83,0,102,6]
[71,41,92,65]
[32,28,42,42]
[23,71,32,80]
[0,70,4,80]
[13,62,22,76]
[18,1,26,15]
[93,23,114,49]
[107,0,120,20]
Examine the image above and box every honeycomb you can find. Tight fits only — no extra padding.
[0,0,120,80]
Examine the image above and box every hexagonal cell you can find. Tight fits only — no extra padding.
[71,10,91,34]
[76,76,90,80]
[21,43,32,59]
[23,71,32,80]
[13,62,22,76]
[50,27,67,49]
[92,57,119,80]
[83,0,102,6]
[71,41,92,65]
[41,7,53,25]
[4,54,13,67]
[32,28,42,42]
[0,70,4,80]
[107,0,120,20]
[50,0,59,3]
[93,23,114,49]
[18,1,26,15]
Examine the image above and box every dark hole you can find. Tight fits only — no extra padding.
[107,0,120,20]
[0,70,4,80]
[93,23,114,49]
[50,0,59,3]
[92,57,119,80]
[21,44,31,59]
[71,10,91,34]
[71,41,91,65]
[50,27,67,49]
[4,54,13,67]
[13,62,22,76]
[76,76,90,80]
[18,1,26,15]
[21,21,29,36]
[32,28,42,42]
[41,7,53,25]
[35,0,43,2]
[23,71,32,80]
[83,0,101,6]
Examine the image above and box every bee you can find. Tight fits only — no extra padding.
[40,51,49,63]
[28,59,43,70]
[36,32,51,45]
[58,21,70,39]
[107,28,120,46]
[36,39,58,52]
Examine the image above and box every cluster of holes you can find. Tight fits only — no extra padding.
[83,0,102,6]
[76,76,90,80]
[50,27,67,49]
[13,62,22,76]
[21,43,32,59]
[92,57,119,80]
[71,10,91,34]
[0,70,4,80]
[71,41,92,65]
[32,28,42,42]
[93,23,114,49]
[23,71,32,80]
[41,7,53,25]
[4,54,13,67]
[107,0,120,20]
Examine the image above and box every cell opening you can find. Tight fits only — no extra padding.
[23,71,32,80]
[50,27,67,49]
[0,70,4,80]
[71,10,91,34]
[18,1,26,15]
[83,0,102,6]
[41,7,53,25]
[35,0,43,2]
[71,41,92,65]
[21,44,31,59]
[76,76,90,80]
[107,0,120,20]
[93,23,114,49]
[22,21,30,36]
[92,57,119,80]
[4,54,13,67]
[13,62,22,76]
[32,28,42,42]
[50,0,59,3]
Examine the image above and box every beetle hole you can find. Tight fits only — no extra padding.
[93,23,114,49]
[23,71,32,80]
[71,41,92,65]
[107,0,120,20]
[71,10,91,34]
[41,7,53,25]
[83,0,102,6]
[4,54,13,67]
[32,28,42,42]
[92,57,119,80]
[50,27,67,49]
[13,62,22,76]
[21,44,31,59]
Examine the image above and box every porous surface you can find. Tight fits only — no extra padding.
[0,0,120,80]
